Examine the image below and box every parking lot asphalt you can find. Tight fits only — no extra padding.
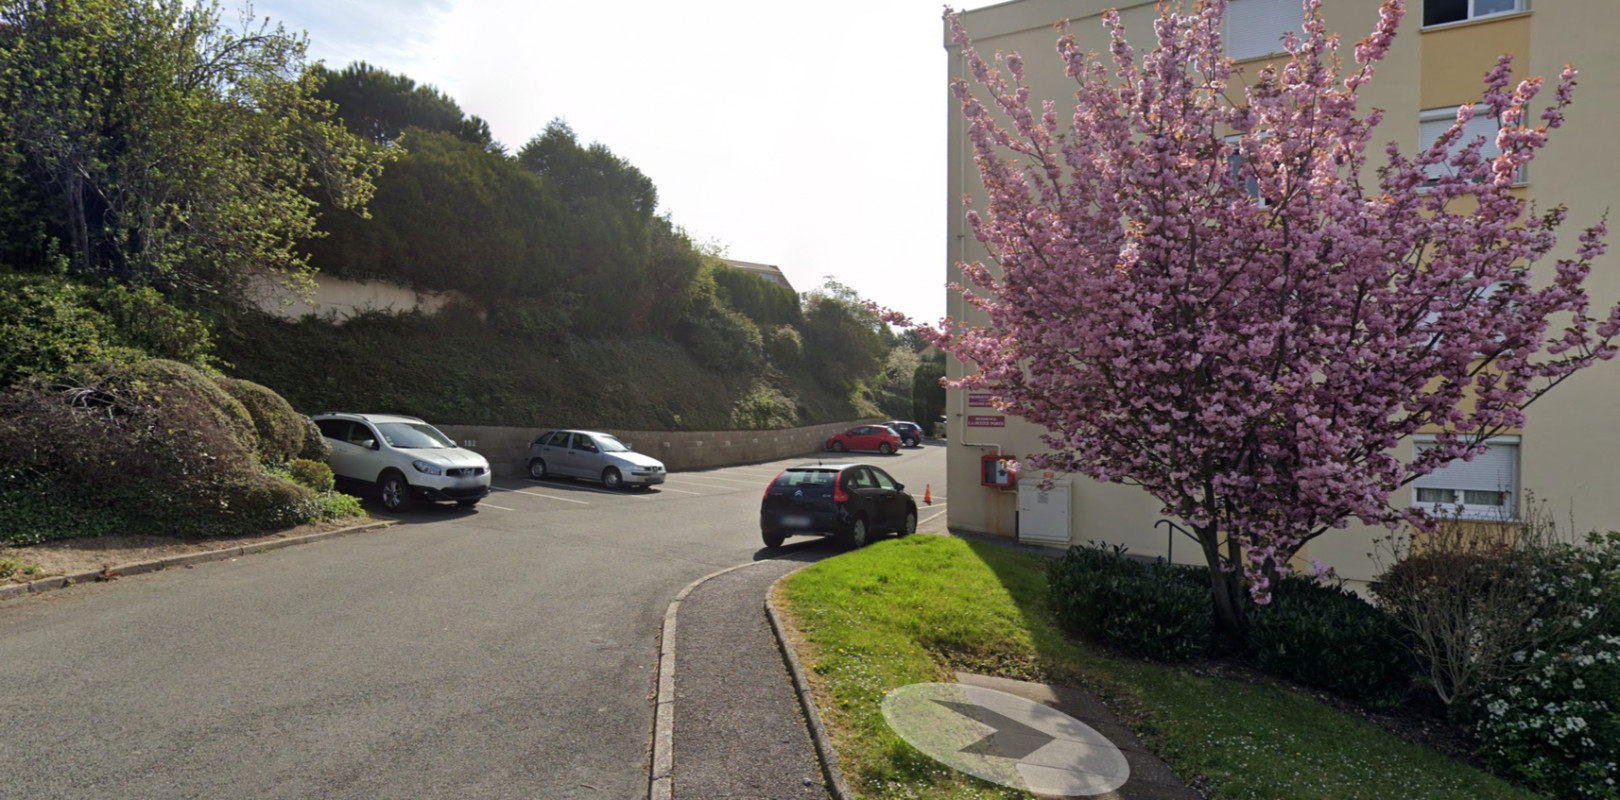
[0,442,950,799]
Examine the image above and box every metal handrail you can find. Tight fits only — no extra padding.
[1155,518,1201,564]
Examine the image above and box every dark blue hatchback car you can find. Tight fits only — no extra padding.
[759,463,918,549]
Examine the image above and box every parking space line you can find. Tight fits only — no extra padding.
[654,487,704,495]
[920,506,949,526]
[668,474,763,486]
[480,503,516,511]
[491,486,591,505]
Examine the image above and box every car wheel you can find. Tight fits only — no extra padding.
[528,458,548,480]
[378,471,412,512]
[830,441,845,452]
[900,509,916,537]
[457,499,480,508]
[840,516,869,549]
[906,437,920,447]
[763,530,785,548]
[602,467,623,490]
[878,442,893,455]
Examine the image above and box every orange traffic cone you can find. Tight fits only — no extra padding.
[924,484,932,505]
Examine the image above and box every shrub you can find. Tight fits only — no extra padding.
[1247,576,1412,708]
[1373,511,1595,707]
[1047,543,1213,662]
[288,458,335,493]
[297,417,331,461]
[0,274,141,389]
[684,307,763,374]
[1461,534,1620,799]
[216,377,307,463]
[730,381,800,430]
[1467,632,1620,800]
[763,324,803,368]
[0,359,330,540]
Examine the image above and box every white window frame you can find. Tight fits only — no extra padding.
[1225,0,1307,61]
[1422,0,1527,29]
[1418,105,1527,186]
[1411,435,1520,520]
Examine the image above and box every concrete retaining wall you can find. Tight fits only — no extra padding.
[436,419,882,477]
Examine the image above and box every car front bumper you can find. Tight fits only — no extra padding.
[626,471,666,486]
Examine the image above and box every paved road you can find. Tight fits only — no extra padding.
[0,442,948,799]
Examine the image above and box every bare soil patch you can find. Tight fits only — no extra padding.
[1,517,374,583]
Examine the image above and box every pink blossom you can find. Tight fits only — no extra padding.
[923,1,1619,616]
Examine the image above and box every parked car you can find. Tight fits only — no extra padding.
[825,425,903,454]
[527,429,666,490]
[760,463,918,549]
[887,420,924,447]
[309,412,490,512]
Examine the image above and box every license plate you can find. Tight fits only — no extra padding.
[781,515,811,528]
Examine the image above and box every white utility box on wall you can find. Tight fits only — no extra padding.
[1017,480,1071,547]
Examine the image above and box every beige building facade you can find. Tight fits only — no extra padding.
[943,0,1620,583]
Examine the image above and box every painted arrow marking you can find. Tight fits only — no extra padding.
[932,699,1056,759]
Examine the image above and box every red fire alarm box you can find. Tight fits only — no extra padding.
[981,454,1019,487]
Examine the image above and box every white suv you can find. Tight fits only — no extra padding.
[310,412,491,512]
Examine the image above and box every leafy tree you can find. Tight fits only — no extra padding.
[517,120,664,335]
[0,0,386,299]
[912,358,946,434]
[802,278,890,395]
[312,61,494,150]
[308,128,569,303]
[914,1,1620,637]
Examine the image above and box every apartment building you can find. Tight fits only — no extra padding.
[942,0,1620,584]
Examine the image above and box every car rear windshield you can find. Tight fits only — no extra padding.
[774,469,838,489]
[376,422,456,449]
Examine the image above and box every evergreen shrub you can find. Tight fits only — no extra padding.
[1246,575,1412,709]
[1047,543,1213,662]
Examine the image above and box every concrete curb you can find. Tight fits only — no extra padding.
[648,559,779,800]
[766,565,854,800]
[0,519,396,602]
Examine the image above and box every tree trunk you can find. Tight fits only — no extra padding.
[1197,523,1247,652]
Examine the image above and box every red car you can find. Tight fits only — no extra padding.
[825,425,903,455]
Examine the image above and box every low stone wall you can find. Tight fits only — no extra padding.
[436,420,882,477]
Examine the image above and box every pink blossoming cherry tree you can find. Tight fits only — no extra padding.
[899,0,1620,636]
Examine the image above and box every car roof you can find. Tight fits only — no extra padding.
[785,463,861,471]
[311,411,425,424]
[544,429,616,438]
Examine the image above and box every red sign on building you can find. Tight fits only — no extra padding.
[968,392,994,408]
[967,415,1005,428]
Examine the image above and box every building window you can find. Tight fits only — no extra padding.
[1226,0,1306,60]
[1419,105,1524,184]
[1225,135,1270,206]
[1412,436,1519,519]
[1423,0,1525,28]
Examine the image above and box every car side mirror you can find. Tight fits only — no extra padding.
[896,483,905,491]
[360,439,378,450]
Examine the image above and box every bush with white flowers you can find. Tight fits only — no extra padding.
[1466,533,1620,800]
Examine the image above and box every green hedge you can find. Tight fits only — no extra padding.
[1246,576,1413,709]
[1047,543,1214,662]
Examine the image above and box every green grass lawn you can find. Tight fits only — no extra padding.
[777,535,1539,800]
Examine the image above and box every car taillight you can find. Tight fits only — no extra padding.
[833,476,849,503]
[764,471,784,500]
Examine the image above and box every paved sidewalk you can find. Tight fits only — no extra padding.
[666,554,830,799]
[659,536,1203,800]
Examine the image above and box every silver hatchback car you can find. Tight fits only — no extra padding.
[526,429,666,490]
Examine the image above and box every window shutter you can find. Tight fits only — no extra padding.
[1420,106,1503,180]
[1227,0,1307,60]
[1413,441,1518,494]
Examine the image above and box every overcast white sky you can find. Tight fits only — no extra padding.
[249,0,1004,327]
